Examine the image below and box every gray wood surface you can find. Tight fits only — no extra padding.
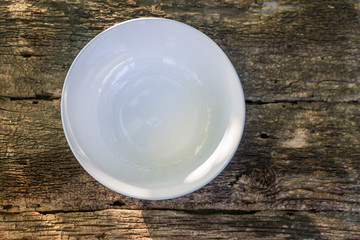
[1,209,359,239]
[0,0,359,239]
[1,99,360,213]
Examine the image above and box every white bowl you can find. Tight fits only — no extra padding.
[61,18,245,200]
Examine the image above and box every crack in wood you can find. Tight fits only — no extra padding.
[1,96,359,104]
[245,99,360,104]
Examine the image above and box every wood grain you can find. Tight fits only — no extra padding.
[0,0,358,102]
[1,99,359,213]
[1,209,359,239]
[1,0,359,239]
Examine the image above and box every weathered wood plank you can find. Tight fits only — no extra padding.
[1,99,359,212]
[0,0,359,101]
[1,0,359,238]
[0,209,359,239]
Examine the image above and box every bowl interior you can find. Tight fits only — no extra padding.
[62,18,245,199]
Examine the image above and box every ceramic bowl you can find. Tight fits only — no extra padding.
[61,18,245,200]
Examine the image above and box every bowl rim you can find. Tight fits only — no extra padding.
[61,17,246,200]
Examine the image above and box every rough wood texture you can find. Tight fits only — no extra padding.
[1,0,359,239]
[1,209,360,239]
[0,0,358,102]
[1,99,359,213]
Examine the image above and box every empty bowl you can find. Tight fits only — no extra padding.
[61,18,245,200]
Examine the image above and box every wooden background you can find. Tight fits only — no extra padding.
[1,0,359,239]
